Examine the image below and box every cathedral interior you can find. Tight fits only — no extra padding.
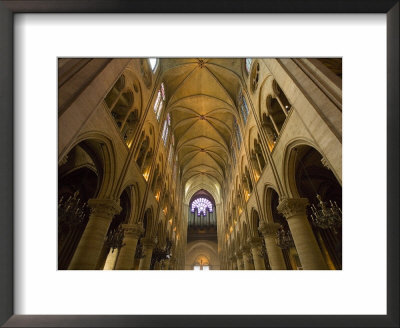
[58,58,342,270]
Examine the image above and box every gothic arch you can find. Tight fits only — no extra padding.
[117,182,140,224]
[282,138,323,198]
[63,131,118,199]
[249,208,261,239]
[263,186,281,224]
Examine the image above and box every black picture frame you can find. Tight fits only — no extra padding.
[0,1,398,327]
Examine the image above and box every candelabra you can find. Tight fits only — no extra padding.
[105,227,125,252]
[310,194,342,234]
[151,239,172,269]
[275,226,295,249]
[152,239,172,262]
[58,191,88,241]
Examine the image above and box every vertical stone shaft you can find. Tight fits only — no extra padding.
[69,199,121,270]
[259,222,287,270]
[114,224,144,270]
[236,251,244,270]
[249,237,266,270]
[241,245,255,270]
[138,238,156,270]
[278,198,327,270]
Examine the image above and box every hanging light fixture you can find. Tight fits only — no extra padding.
[58,191,88,237]
[275,225,295,249]
[104,226,125,253]
[310,194,342,234]
[296,147,342,234]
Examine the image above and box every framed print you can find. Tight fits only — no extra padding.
[0,1,398,327]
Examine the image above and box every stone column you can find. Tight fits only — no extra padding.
[231,255,238,270]
[114,223,144,270]
[235,251,244,270]
[277,198,328,270]
[69,199,121,270]
[162,258,170,270]
[259,222,287,270]
[248,237,266,270]
[103,248,119,270]
[169,257,176,270]
[241,245,255,270]
[228,256,237,270]
[138,238,156,270]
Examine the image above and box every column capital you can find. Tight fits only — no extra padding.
[247,237,263,248]
[121,223,144,238]
[259,221,281,236]
[277,197,309,219]
[141,237,156,248]
[240,244,251,256]
[88,198,122,219]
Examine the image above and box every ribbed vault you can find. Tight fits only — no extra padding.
[160,58,243,203]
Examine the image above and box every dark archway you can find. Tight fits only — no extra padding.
[58,166,98,269]
[293,145,342,269]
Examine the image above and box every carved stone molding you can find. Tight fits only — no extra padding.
[247,237,263,248]
[259,221,281,236]
[321,157,330,170]
[240,245,252,256]
[88,199,122,220]
[277,197,309,219]
[141,237,156,248]
[122,223,144,238]
[59,155,68,166]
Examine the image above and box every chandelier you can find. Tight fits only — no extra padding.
[310,194,342,234]
[152,239,173,262]
[105,226,125,252]
[58,191,88,242]
[275,226,295,249]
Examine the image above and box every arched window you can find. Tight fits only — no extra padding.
[245,58,252,74]
[191,198,213,215]
[231,138,236,167]
[168,135,174,165]
[173,154,178,179]
[149,58,157,71]
[234,118,242,149]
[154,82,166,121]
[161,113,171,145]
[105,73,141,147]
[239,90,249,124]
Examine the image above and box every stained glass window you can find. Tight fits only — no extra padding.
[245,58,252,73]
[191,197,213,215]
[161,82,166,101]
[173,155,178,179]
[162,113,170,146]
[154,82,166,121]
[168,135,174,164]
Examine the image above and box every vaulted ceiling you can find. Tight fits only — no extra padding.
[159,59,244,203]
